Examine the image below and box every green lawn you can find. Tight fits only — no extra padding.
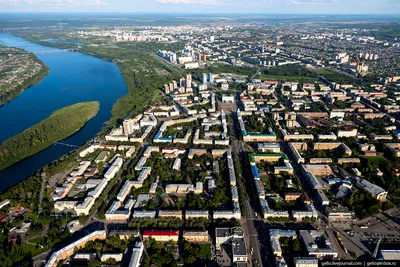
[316,69,336,75]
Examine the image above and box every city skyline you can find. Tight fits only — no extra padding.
[1,3,400,266]
[1,0,400,14]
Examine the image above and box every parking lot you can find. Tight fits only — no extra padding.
[328,208,400,259]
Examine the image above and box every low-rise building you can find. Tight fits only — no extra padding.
[101,253,123,262]
[325,205,354,222]
[294,257,319,267]
[269,229,297,257]
[356,179,387,201]
[215,228,231,250]
[45,231,107,267]
[185,210,210,219]
[299,230,338,258]
[257,142,281,153]
[302,164,333,176]
[232,228,248,263]
[182,230,209,243]
[158,210,183,219]
[337,129,357,138]
[128,241,144,267]
[142,230,179,242]
[95,151,109,164]
[222,95,235,103]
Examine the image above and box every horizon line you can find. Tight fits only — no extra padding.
[1,12,400,15]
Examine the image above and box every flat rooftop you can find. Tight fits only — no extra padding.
[232,237,247,257]
[381,250,400,260]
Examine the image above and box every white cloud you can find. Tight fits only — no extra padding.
[0,0,106,5]
[257,0,335,4]
[154,0,335,5]
[154,0,219,4]
[293,0,335,4]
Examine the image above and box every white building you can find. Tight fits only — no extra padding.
[222,95,235,103]
[356,179,387,201]
[128,241,144,267]
[294,257,319,267]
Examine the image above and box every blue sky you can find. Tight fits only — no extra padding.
[1,0,400,14]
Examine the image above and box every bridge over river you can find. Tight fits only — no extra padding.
[0,48,78,56]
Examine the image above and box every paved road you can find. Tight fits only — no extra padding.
[323,226,352,260]
[229,93,265,267]
[38,171,46,215]
[241,199,264,267]
[250,67,263,81]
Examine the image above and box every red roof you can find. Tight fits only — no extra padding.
[143,230,179,236]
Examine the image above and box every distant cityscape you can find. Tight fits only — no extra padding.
[1,12,400,267]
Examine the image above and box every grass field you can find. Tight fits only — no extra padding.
[316,69,336,75]
[258,73,318,82]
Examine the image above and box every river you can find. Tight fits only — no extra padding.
[0,32,128,192]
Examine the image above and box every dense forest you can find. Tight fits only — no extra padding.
[0,101,99,170]
[262,64,318,78]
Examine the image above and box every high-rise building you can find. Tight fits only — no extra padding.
[179,77,186,87]
[164,84,170,94]
[369,54,374,60]
[186,74,192,88]
[210,36,215,42]
[202,73,208,84]
[197,53,206,61]
[357,62,369,74]
[208,73,215,83]
[172,80,177,89]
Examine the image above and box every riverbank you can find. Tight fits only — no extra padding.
[0,32,182,267]
[0,46,49,106]
[0,32,178,188]
[11,32,182,125]
[0,32,128,190]
[0,101,100,171]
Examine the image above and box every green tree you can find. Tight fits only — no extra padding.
[78,215,88,225]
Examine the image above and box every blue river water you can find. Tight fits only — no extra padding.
[0,32,128,192]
